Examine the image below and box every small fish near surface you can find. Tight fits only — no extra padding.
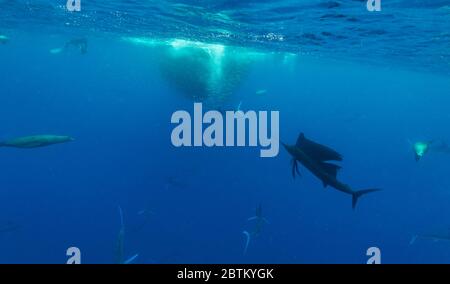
[65,38,88,54]
[0,35,9,44]
[412,141,432,161]
[255,89,268,96]
[50,38,88,55]
[0,135,74,149]
[410,139,450,161]
[282,133,381,209]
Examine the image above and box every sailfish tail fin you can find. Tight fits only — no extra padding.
[352,189,381,210]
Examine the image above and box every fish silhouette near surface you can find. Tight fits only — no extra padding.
[282,133,381,209]
[0,35,9,44]
[410,139,450,161]
[65,38,88,54]
[412,141,433,161]
[50,38,88,54]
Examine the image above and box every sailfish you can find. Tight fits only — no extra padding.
[115,206,139,264]
[282,133,381,209]
[242,203,269,255]
[410,229,450,245]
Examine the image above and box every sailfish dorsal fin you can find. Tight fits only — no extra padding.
[319,162,341,179]
[296,133,343,162]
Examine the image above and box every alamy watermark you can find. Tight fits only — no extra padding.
[170,103,280,158]
[366,247,381,264]
[367,0,381,12]
[66,247,81,264]
[66,0,81,12]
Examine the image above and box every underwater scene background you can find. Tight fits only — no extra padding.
[0,0,450,264]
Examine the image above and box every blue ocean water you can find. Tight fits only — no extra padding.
[0,1,450,264]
